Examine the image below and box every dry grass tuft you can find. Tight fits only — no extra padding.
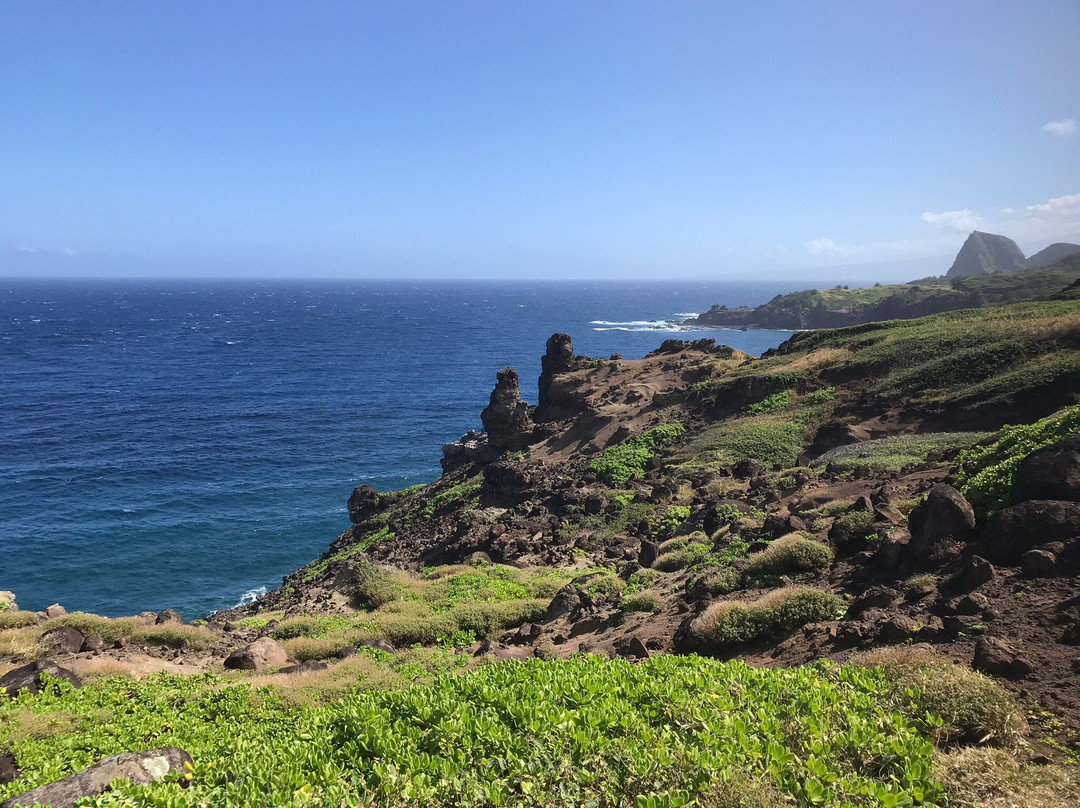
[935,748,1080,808]
[231,657,400,707]
[850,646,1026,749]
[0,627,46,660]
[777,348,853,373]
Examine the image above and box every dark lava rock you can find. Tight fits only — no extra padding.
[0,747,191,808]
[481,461,534,509]
[474,641,530,662]
[941,615,982,639]
[983,500,1080,564]
[908,485,975,564]
[809,421,871,457]
[278,660,328,675]
[545,584,581,622]
[80,635,107,654]
[1010,436,1080,505]
[956,592,990,616]
[732,459,760,480]
[39,626,85,655]
[638,540,659,569]
[879,615,919,645]
[481,368,536,453]
[347,485,383,525]
[357,638,395,654]
[615,636,650,661]
[1022,548,1060,578]
[945,555,995,595]
[0,754,18,786]
[535,333,575,422]
[973,636,1033,679]
[847,586,897,618]
[155,609,182,625]
[872,537,908,572]
[1,661,82,698]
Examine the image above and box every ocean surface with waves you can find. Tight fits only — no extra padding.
[1,279,797,618]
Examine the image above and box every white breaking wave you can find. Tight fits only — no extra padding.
[235,586,267,608]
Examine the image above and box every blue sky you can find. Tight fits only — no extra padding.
[2,1,1078,279]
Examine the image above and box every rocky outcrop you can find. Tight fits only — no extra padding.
[481,368,535,452]
[0,748,192,808]
[536,334,574,421]
[347,485,384,525]
[946,231,1026,278]
[809,422,870,457]
[982,500,1080,564]
[443,367,539,473]
[1009,436,1080,504]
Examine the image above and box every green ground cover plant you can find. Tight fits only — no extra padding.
[957,404,1080,516]
[813,433,988,473]
[0,655,947,807]
[588,422,685,485]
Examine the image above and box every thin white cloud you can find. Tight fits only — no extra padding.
[806,237,862,258]
[919,209,984,232]
[61,247,77,257]
[1025,192,1080,219]
[1042,119,1077,137]
[14,244,37,253]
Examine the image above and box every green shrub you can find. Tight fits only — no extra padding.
[272,615,354,641]
[803,386,836,404]
[620,593,660,613]
[48,613,140,644]
[852,647,1026,749]
[958,404,1080,516]
[421,479,482,519]
[624,569,661,595]
[745,535,834,580]
[652,505,690,537]
[693,588,845,651]
[350,561,403,609]
[687,566,742,599]
[588,422,685,486]
[654,541,711,572]
[136,625,216,651]
[0,611,39,630]
[831,509,873,546]
[746,391,791,415]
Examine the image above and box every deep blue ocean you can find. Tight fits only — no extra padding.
[1,280,797,619]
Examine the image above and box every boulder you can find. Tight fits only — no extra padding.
[544,584,581,622]
[973,636,1033,679]
[223,637,289,671]
[638,540,659,569]
[80,635,107,654]
[1,661,82,698]
[44,604,67,619]
[732,459,760,480]
[945,555,995,594]
[0,753,18,786]
[0,747,191,808]
[982,500,1080,564]
[908,485,975,564]
[155,609,182,625]
[278,660,328,675]
[39,626,85,655]
[1010,436,1080,505]
[847,586,897,618]
[1022,548,1059,578]
[956,592,989,616]
[879,615,919,645]
[0,592,16,612]
[357,638,395,654]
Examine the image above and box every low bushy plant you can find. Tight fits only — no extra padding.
[588,422,685,485]
[745,534,833,580]
[620,592,660,613]
[746,391,791,415]
[693,588,845,651]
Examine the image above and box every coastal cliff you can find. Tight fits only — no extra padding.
[4,299,1080,806]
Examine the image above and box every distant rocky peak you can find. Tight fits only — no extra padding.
[946,230,1027,278]
[1026,242,1080,269]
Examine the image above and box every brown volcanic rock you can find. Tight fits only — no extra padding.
[1009,436,1080,505]
[907,485,975,564]
[1,661,82,697]
[535,333,575,421]
[982,500,1080,564]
